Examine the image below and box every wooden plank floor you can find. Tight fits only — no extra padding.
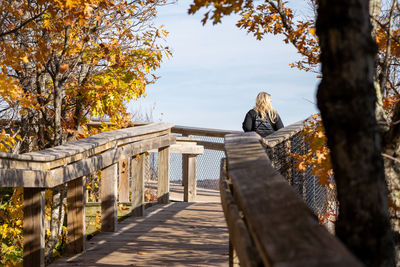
[50,188,228,266]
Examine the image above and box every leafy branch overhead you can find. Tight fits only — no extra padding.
[0,0,171,150]
[189,0,320,72]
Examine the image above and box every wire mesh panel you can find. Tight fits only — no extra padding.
[169,153,182,186]
[143,152,158,202]
[169,135,224,190]
[264,127,338,223]
[192,136,224,190]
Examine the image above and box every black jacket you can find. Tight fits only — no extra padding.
[242,109,284,137]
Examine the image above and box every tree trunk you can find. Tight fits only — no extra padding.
[383,101,400,263]
[54,81,63,146]
[316,0,395,266]
[369,0,382,37]
[45,186,66,264]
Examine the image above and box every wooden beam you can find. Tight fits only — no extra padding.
[131,154,145,216]
[118,159,129,202]
[23,188,45,267]
[224,132,363,266]
[157,146,170,204]
[196,140,224,151]
[48,134,175,187]
[0,169,49,188]
[101,163,118,232]
[0,122,173,168]
[66,177,85,255]
[219,159,262,267]
[183,154,197,202]
[260,120,305,147]
[169,143,204,154]
[0,134,176,188]
[172,125,241,138]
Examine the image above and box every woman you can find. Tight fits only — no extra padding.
[242,92,284,137]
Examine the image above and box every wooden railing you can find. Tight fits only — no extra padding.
[0,122,181,267]
[172,125,241,151]
[0,120,359,266]
[171,125,240,193]
[221,131,363,266]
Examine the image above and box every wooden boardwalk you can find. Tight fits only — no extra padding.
[50,188,228,266]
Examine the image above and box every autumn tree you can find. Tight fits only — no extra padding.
[189,0,399,265]
[0,0,170,262]
[0,0,170,150]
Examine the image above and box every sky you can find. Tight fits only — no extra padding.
[127,1,319,131]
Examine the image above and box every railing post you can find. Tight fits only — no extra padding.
[181,134,193,187]
[66,176,86,254]
[118,158,130,202]
[158,146,170,204]
[101,163,118,232]
[23,188,45,267]
[131,154,145,216]
[183,154,197,202]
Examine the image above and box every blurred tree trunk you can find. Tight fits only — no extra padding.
[316,0,395,265]
[383,100,400,263]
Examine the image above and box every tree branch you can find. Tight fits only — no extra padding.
[382,153,400,164]
[0,11,45,38]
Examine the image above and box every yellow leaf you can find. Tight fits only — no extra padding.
[21,55,29,63]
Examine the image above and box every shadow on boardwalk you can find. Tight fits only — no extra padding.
[50,200,228,266]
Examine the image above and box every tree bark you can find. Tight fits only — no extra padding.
[54,81,63,147]
[383,101,400,263]
[316,0,395,266]
[369,0,382,37]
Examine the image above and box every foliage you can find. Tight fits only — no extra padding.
[189,0,319,72]
[0,0,171,150]
[86,171,102,202]
[0,188,23,266]
[145,188,157,202]
[290,114,338,226]
[291,114,333,187]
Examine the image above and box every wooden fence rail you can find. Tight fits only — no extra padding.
[221,132,363,267]
[172,125,241,151]
[0,122,181,267]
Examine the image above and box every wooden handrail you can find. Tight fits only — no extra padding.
[222,132,363,266]
[0,122,177,267]
[261,120,305,147]
[0,122,172,169]
[172,125,241,138]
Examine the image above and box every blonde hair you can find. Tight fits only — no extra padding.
[254,92,278,123]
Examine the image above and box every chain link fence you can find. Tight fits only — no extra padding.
[144,135,224,191]
[263,122,338,227]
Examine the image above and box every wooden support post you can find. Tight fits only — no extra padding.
[181,134,191,186]
[158,146,170,204]
[66,177,86,255]
[23,188,45,267]
[101,163,118,232]
[131,154,145,216]
[118,158,129,202]
[183,154,197,202]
